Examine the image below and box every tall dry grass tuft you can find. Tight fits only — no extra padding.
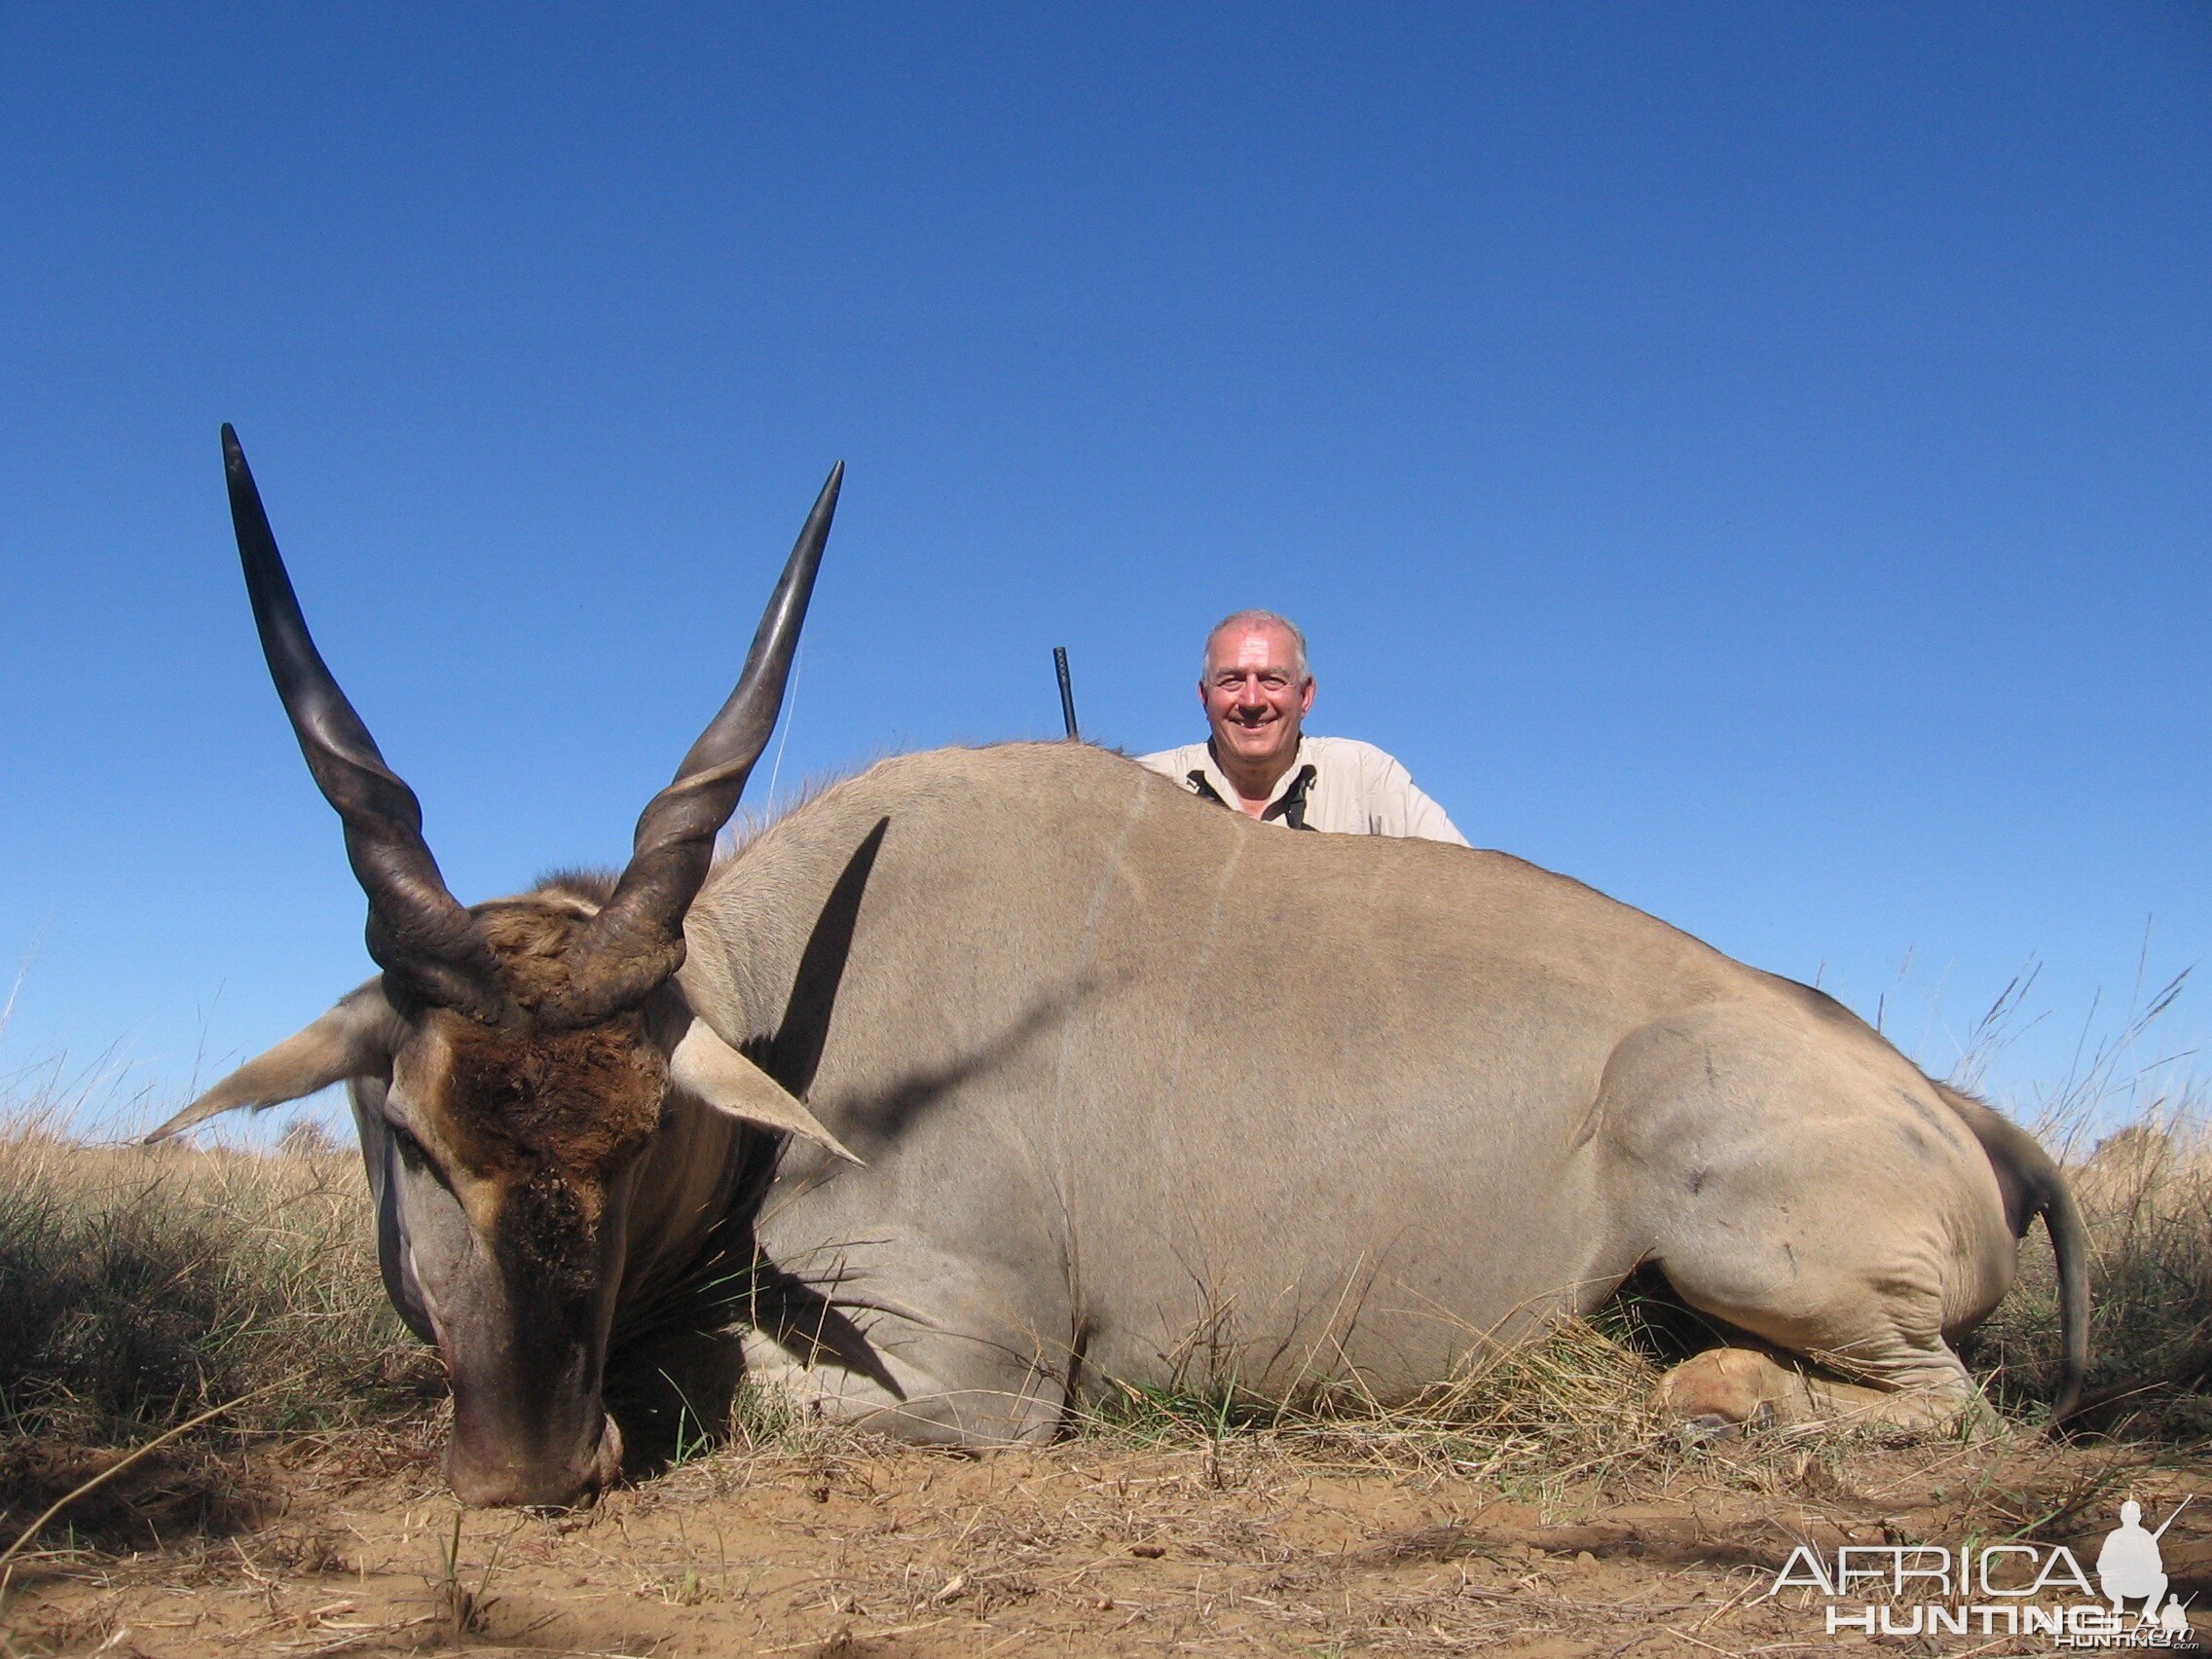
[0,1110,428,1454]
[1936,962,2211,1434]
[1968,1084,2212,1436]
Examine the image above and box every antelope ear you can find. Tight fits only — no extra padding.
[146,981,400,1143]
[667,1019,863,1165]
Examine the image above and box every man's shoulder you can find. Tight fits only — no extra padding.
[1136,744,1208,778]
[1139,737,1407,782]
[1303,735,1407,776]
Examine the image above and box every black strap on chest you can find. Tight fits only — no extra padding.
[1184,764,1318,830]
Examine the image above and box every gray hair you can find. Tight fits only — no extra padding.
[1203,609,1310,682]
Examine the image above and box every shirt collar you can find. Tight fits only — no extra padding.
[1196,735,1313,812]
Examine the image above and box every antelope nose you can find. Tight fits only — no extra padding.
[442,1415,625,1508]
[588,1415,624,1490]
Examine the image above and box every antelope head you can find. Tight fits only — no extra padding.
[150,429,852,1505]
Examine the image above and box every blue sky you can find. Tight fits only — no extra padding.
[2,5,2205,1128]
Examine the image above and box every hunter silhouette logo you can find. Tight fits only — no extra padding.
[1764,1494,2198,1646]
[2098,1499,2191,1633]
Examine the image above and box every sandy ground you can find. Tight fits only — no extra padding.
[4,1424,2208,1657]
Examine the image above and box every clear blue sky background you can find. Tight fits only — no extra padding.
[2,5,2205,1131]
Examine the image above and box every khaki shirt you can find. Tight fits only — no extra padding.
[1138,736,1468,845]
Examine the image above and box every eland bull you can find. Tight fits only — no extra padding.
[155,428,2087,1506]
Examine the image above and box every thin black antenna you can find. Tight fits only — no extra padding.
[1052,645,1080,740]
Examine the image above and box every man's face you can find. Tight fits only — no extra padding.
[1200,622,1314,778]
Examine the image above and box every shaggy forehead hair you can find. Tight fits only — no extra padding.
[1203,609,1310,683]
[412,884,667,1187]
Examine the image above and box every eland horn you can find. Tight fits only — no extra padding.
[222,424,503,1018]
[547,461,843,1024]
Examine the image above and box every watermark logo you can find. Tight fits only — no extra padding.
[1761,1497,2197,1648]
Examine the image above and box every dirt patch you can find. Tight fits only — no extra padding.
[6,1428,2206,1656]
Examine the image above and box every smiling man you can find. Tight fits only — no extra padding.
[1139,609,1467,844]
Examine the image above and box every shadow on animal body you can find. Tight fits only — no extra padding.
[829,982,1100,1158]
[761,818,888,1098]
[753,813,1104,1158]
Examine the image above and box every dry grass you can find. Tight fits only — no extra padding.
[0,1109,438,1554]
[0,1118,425,1447]
[1970,1092,2212,1437]
[1071,1311,1674,1507]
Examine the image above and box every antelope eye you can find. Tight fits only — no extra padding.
[387,1120,429,1165]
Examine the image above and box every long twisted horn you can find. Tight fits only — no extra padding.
[548,461,842,1023]
[222,425,504,1018]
